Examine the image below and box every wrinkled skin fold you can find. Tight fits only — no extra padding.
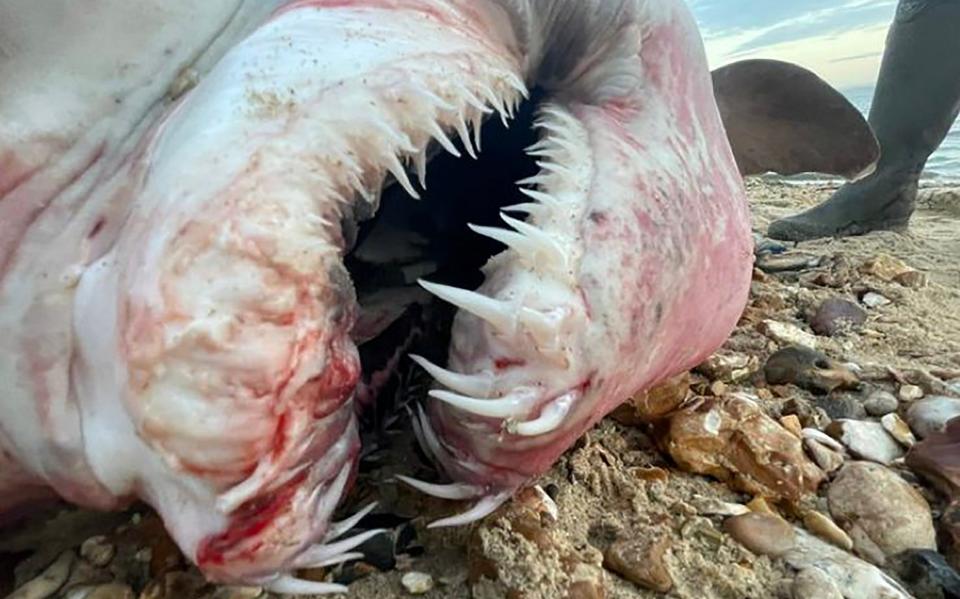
[0,0,752,590]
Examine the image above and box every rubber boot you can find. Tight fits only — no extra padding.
[768,0,960,241]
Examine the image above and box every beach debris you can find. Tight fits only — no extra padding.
[906,396,960,438]
[691,496,750,517]
[612,372,690,425]
[801,510,853,551]
[863,389,899,417]
[825,420,904,465]
[723,512,795,557]
[809,297,867,336]
[779,414,802,438]
[603,534,674,593]
[763,346,859,393]
[400,572,434,595]
[758,320,818,349]
[881,413,916,448]
[791,567,843,599]
[664,395,825,501]
[906,418,960,499]
[8,551,74,599]
[898,384,925,402]
[827,462,936,561]
[784,529,912,598]
[82,583,135,599]
[861,292,892,308]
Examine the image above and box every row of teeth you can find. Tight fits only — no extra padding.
[394,97,589,437]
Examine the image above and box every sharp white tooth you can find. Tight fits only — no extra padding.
[500,202,541,215]
[410,355,493,397]
[325,502,378,542]
[478,84,509,126]
[418,279,514,332]
[519,187,561,207]
[512,391,576,436]
[427,490,513,528]
[462,87,494,115]
[505,72,529,98]
[537,160,574,177]
[428,388,536,418]
[472,112,484,152]
[468,223,536,257]
[292,529,386,570]
[395,475,485,499]
[386,153,420,199]
[421,89,457,112]
[525,139,550,153]
[516,174,550,187]
[430,123,461,158]
[414,149,428,190]
[311,552,363,568]
[454,116,478,159]
[266,576,348,595]
[500,213,567,267]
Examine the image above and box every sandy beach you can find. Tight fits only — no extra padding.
[3,180,959,599]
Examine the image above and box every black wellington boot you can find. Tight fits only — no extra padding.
[768,0,960,241]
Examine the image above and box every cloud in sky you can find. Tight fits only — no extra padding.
[689,0,898,90]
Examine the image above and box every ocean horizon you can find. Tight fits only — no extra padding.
[845,85,960,183]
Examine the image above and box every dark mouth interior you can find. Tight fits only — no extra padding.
[346,88,546,448]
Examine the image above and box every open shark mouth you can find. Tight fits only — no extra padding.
[0,0,766,592]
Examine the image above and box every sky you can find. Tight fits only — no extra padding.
[688,0,899,92]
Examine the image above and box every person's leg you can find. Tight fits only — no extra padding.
[768,0,960,241]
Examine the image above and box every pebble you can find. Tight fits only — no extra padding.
[758,320,818,349]
[861,292,892,308]
[792,567,843,599]
[785,529,913,598]
[84,584,134,599]
[906,396,960,438]
[400,571,434,595]
[756,252,820,273]
[803,438,844,473]
[8,551,74,599]
[691,496,749,517]
[763,346,858,393]
[827,462,936,558]
[861,254,914,281]
[780,414,802,437]
[894,270,927,288]
[809,298,867,336]
[723,513,796,557]
[696,352,757,382]
[207,587,264,599]
[826,420,904,465]
[802,511,853,551]
[863,389,899,416]
[899,384,925,402]
[904,418,960,498]
[881,413,916,448]
[887,549,960,599]
[603,535,674,592]
[814,394,866,420]
[79,536,116,568]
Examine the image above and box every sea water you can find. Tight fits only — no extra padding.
[845,86,960,182]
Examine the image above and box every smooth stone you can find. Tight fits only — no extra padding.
[764,346,859,394]
[785,530,912,598]
[881,413,916,448]
[804,438,844,474]
[723,513,796,557]
[809,298,867,337]
[792,567,843,599]
[759,320,818,349]
[861,255,913,281]
[207,587,265,599]
[401,571,434,595]
[863,390,899,417]
[8,552,74,599]
[887,549,960,599]
[827,462,936,559]
[899,384,925,402]
[826,420,904,465]
[861,292,892,308]
[802,511,853,552]
[603,535,673,592]
[814,395,866,420]
[906,396,960,438]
